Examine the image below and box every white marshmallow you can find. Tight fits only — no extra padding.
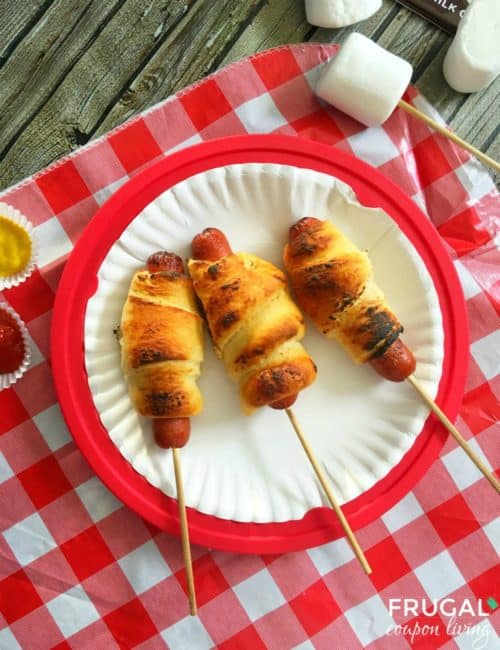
[316,33,413,127]
[305,0,382,28]
[443,0,500,93]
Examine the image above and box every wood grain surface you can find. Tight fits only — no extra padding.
[0,0,498,190]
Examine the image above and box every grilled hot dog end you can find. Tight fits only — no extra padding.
[147,251,184,274]
[192,228,232,261]
[289,216,322,242]
[153,418,191,448]
[268,394,298,409]
[369,338,416,382]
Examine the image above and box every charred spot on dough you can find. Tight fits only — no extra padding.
[221,279,240,291]
[128,295,147,306]
[262,369,289,398]
[302,262,360,303]
[132,346,187,368]
[194,294,207,321]
[303,263,338,292]
[147,391,186,416]
[220,311,239,329]
[151,270,183,280]
[113,325,122,341]
[292,235,328,257]
[294,241,315,256]
[235,347,265,367]
[290,226,331,257]
[206,289,243,336]
[244,358,317,408]
[137,348,164,364]
[207,264,219,278]
[359,307,403,352]
[338,294,356,312]
[357,306,377,333]
[256,365,304,401]
[369,326,404,359]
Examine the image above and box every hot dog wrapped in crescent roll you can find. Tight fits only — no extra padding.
[120,255,204,427]
[188,234,317,414]
[284,217,410,371]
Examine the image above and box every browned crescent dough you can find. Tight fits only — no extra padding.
[188,252,317,414]
[120,268,204,418]
[283,218,403,364]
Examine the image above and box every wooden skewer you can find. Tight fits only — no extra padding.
[285,408,372,575]
[398,100,500,174]
[172,447,197,616]
[406,375,500,494]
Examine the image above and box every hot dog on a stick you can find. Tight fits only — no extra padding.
[284,218,500,494]
[188,228,317,412]
[120,251,202,614]
[284,217,415,382]
[120,251,203,445]
[188,228,372,574]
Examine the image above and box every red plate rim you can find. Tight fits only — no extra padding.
[51,134,469,553]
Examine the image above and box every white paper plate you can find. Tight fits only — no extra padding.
[84,163,443,523]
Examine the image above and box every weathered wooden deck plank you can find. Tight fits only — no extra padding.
[97,0,265,134]
[0,0,199,187]
[233,0,310,50]
[0,0,53,67]
[307,0,400,47]
[0,0,126,154]
[216,0,312,64]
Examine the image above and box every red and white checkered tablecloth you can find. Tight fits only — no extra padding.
[0,43,498,650]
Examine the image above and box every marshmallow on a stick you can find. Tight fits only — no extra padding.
[316,33,413,127]
[443,0,500,93]
[315,32,500,173]
[305,0,382,28]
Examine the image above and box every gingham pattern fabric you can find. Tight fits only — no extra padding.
[0,44,498,650]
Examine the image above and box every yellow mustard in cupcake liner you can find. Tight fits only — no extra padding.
[0,216,32,276]
[0,202,38,290]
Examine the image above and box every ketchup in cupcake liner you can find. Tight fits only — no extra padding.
[0,303,31,390]
[0,202,39,290]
